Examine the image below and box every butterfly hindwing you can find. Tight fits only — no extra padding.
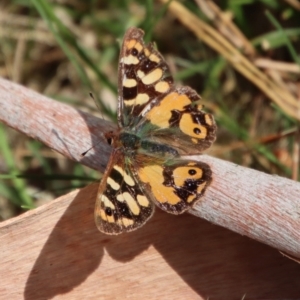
[95,149,154,235]
[134,156,212,214]
[137,86,217,155]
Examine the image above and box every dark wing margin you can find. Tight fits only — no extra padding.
[117,27,174,128]
[95,149,154,235]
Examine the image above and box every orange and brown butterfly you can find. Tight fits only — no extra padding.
[95,27,217,234]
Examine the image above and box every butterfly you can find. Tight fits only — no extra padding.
[95,27,217,234]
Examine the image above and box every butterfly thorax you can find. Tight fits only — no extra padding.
[119,131,140,150]
[108,129,179,158]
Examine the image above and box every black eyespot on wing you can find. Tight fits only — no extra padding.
[188,169,196,175]
[131,48,138,56]
[105,207,112,216]
[193,128,201,135]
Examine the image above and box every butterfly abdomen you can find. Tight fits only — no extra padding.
[140,140,179,157]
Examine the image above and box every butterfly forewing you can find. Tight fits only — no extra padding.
[118,28,174,127]
[95,149,154,234]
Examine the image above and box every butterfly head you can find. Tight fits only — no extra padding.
[105,129,141,152]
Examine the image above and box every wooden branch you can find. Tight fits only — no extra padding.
[1,78,300,298]
[0,78,114,173]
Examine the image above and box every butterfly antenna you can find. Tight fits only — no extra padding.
[81,140,102,157]
[89,92,106,120]
[81,145,94,157]
[89,92,98,107]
